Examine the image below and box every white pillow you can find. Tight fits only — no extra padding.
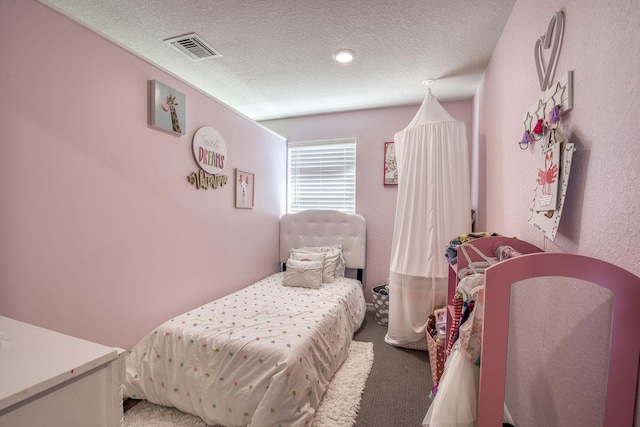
[295,245,346,278]
[283,259,323,289]
[291,248,337,282]
[334,249,346,277]
[289,251,326,263]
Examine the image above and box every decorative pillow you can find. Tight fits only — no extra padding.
[291,247,341,283]
[334,248,346,277]
[289,251,326,263]
[283,259,323,289]
[295,245,346,278]
[289,249,336,283]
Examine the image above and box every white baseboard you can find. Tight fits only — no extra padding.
[366,302,374,312]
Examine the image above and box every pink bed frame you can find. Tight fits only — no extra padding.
[478,251,640,426]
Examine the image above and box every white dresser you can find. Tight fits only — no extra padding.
[0,316,125,427]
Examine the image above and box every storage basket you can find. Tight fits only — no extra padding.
[371,285,389,326]
[426,330,445,384]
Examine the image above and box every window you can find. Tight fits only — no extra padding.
[287,138,356,214]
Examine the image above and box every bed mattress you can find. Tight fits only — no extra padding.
[123,272,366,427]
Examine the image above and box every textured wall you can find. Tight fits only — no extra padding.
[476,0,640,269]
[261,100,473,302]
[0,1,286,349]
[475,1,640,424]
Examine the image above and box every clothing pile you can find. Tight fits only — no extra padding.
[425,241,521,427]
[444,232,501,265]
[424,243,495,427]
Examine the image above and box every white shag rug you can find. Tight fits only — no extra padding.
[124,340,374,427]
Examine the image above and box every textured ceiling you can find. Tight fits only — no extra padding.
[41,0,515,121]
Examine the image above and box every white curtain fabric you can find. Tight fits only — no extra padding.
[385,90,471,350]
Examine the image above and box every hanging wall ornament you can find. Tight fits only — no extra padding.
[528,128,574,241]
[519,130,532,150]
[523,10,576,241]
[547,104,561,127]
[519,10,573,151]
[532,118,544,136]
[535,11,564,92]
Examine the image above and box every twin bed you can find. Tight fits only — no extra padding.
[123,210,367,427]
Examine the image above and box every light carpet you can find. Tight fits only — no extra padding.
[124,340,374,427]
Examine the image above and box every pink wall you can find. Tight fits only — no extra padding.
[475,0,640,269]
[475,1,640,424]
[5,3,637,418]
[261,100,473,301]
[0,1,286,350]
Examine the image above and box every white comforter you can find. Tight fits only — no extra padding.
[124,272,366,427]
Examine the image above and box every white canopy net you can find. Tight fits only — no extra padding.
[385,90,472,350]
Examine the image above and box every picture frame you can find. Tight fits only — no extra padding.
[149,80,186,135]
[384,141,398,186]
[235,169,255,209]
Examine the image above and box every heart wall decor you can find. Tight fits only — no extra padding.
[535,11,564,92]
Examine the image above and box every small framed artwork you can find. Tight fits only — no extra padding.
[235,169,255,209]
[384,141,398,186]
[528,138,575,241]
[149,79,186,135]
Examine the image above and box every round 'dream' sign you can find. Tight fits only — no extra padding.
[192,126,227,174]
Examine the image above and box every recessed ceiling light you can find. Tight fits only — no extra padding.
[333,49,355,63]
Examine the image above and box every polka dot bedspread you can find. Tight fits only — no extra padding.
[124,272,366,427]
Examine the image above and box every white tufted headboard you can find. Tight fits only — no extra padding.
[280,210,366,271]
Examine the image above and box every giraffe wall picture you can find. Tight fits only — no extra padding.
[150,80,186,135]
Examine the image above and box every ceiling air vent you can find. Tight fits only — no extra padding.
[164,33,221,62]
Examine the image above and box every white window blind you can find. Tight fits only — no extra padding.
[288,138,356,214]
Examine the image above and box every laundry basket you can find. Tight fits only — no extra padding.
[372,285,390,326]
